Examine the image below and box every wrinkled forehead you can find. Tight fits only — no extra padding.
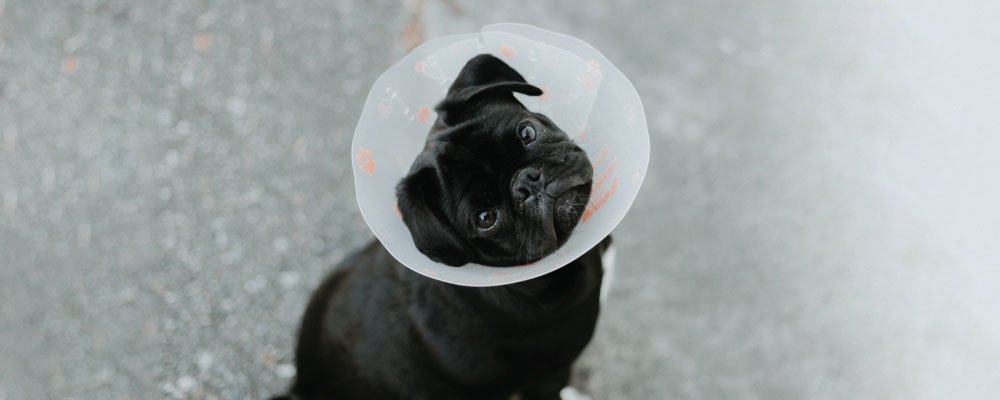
[442,102,529,142]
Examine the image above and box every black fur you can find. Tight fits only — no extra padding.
[277,54,605,399]
[283,237,610,400]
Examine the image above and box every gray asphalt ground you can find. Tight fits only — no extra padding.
[2,1,999,399]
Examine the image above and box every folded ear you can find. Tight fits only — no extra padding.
[436,54,542,122]
[395,163,471,267]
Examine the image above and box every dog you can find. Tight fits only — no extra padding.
[276,54,611,400]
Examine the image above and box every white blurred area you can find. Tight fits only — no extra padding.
[850,1,1000,398]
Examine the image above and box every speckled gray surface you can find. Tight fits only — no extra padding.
[2,1,999,399]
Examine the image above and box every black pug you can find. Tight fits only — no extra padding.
[276,54,612,400]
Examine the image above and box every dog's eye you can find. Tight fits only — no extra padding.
[475,209,498,229]
[518,123,537,145]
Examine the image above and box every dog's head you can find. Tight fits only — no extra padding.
[396,54,593,267]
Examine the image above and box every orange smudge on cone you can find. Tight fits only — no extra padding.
[357,147,375,175]
[356,147,371,162]
[499,45,517,59]
[415,106,432,123]
[582,177,618,224]
[592,161,618,191]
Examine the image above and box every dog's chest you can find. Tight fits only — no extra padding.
[406,291,600,388]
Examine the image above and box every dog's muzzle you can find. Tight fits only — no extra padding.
[512,167,550,203]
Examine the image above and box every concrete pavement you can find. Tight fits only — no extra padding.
[2,1,998,399]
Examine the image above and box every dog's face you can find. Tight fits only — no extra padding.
[396,54,593,267]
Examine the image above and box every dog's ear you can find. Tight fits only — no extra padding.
[395,161,470,267]
[436,54,542,123]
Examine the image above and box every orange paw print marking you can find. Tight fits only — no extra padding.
[415,106,432,123]
[356,147,375,176]
[499,45,517,59]
[414,60,427,74]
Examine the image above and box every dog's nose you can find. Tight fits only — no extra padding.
[512,167,545,202]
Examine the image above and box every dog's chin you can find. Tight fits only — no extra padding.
[553,184,590,243]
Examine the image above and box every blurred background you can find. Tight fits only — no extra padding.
[2,0,998,399]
